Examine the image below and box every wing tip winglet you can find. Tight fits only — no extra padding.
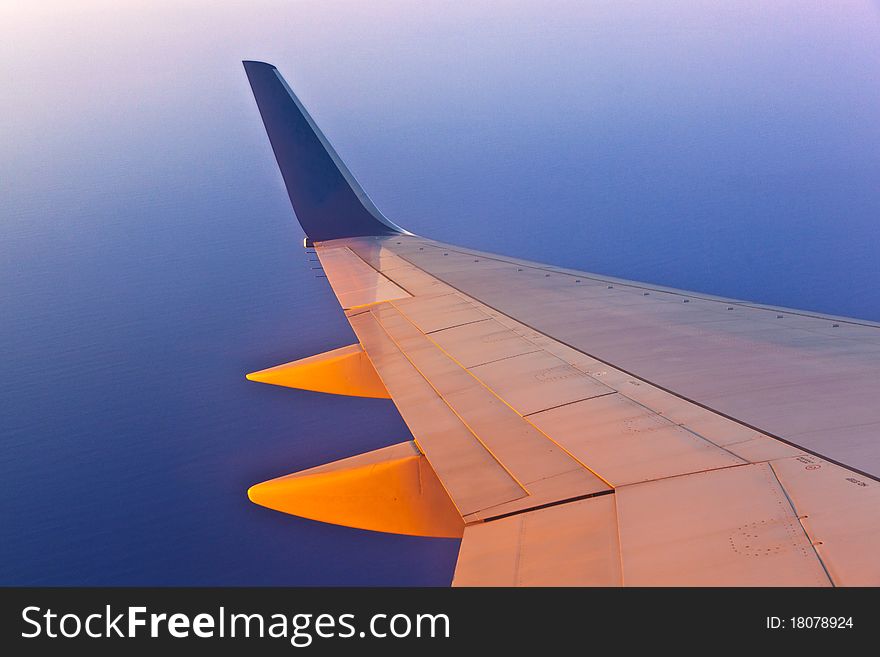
[243,60,409,242]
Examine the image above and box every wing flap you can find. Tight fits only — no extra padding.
[391,292,490,334]
[615,463,831,586]
[527,394,746,486]
[468,349,614,416]
[347,310,529,515]
[770,455,880,586]
[454,495,622,587]
[368,302,610,492]
[455,462,837,586]
[317,245,410,309]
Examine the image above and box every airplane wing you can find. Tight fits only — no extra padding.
[242,61,880,586]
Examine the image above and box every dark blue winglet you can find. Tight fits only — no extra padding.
[243,61,406,243]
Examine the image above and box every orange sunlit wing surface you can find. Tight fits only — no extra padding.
[243,61,880,586]
[247,344,390,399]
[248,441,464,538]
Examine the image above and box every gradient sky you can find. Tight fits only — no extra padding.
[4,2,880,313]
[2,1,880,584]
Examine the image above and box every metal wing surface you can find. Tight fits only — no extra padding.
[242,61,880,586]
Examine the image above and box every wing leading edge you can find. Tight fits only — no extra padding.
[243,63,880,586]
